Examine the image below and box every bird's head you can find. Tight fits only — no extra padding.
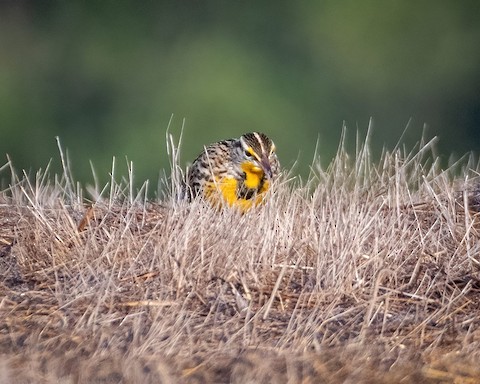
[238,132,278,180]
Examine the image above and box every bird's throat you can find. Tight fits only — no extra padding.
[241,162,264,190]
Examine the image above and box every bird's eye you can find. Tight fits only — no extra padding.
[245,150,254,158]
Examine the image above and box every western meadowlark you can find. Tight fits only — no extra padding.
[186,132,280,211]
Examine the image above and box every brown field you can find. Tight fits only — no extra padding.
[1,136,480,383]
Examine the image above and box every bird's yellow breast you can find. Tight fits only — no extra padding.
[203,171,269,212]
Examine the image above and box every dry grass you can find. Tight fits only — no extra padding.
[1,134,480,383]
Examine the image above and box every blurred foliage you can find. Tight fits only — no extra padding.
[1,1,479,193]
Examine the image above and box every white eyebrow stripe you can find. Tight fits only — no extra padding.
[253,132,265,155]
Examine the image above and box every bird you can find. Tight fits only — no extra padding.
[186,132,280,211]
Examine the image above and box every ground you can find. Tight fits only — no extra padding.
[1,142,480,383]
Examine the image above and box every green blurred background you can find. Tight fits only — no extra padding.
[1,1,479,193]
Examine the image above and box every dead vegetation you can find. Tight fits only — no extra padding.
[1,135,480,383]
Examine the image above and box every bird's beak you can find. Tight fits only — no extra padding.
[261,156,273,179]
